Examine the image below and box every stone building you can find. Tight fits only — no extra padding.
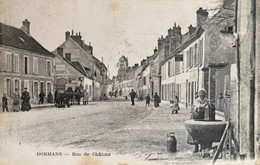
[0,20,55,104]
[229,0,260,159]
[160,4,235,109]
[54,52,93,100]
[53,31,107,100]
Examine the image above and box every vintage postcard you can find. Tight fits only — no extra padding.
[0,0,259,165]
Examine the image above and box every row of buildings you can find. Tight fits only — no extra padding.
[0,19,111,103]
[114,1,235,107]
[113,0,260,160]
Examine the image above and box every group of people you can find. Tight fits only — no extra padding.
[1,87,31,112]
[38,90,54,104]
[129,89,161,108]
[54,89,89,108]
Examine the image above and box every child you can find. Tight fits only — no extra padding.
[2,94,8,112]
[145,94,150,106]
[170,100,179,114]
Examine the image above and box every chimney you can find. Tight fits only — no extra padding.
[188,24,196,36]
[21,19,30,35]
[168,28,173,37]
[71,29,74,36]
[57,47,63,56]
[196,7,208,28]
[154,47,158,54]
[158,35,164,50]
[65,31,70,40]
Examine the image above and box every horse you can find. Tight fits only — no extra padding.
[67,87,75,105]
[74,87,83,105]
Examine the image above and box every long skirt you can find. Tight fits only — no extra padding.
[12,103,20,112]
[21,101,31,111]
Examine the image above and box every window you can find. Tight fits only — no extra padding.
[14,79,20,93]
[33,82,39,97]
[194,44,198,65]
[143,76,146,85]
[5,52,12,71]
[172,59,175,75]
[33,57,38,74]
[168,61,171,77]
[65,53,71,61]
[190,47,193,67]
[24,56,28,74]
[40,82,44,92]
[6,79,12,97]
[186,51,189,69]
[89,85,92,96]
[228,26,233,32]
[13,53,19,72]
[199,39,203,65]
[46,60,51,76]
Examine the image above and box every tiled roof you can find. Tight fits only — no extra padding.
[0,22,54,57]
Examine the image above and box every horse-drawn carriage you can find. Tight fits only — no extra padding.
[55,86,84,108]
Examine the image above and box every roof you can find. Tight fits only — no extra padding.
[0,22,54,57]
[160,27,204,65]
[71,61,93,79]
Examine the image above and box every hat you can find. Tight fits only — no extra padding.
[199,89,206,95]
[15,88,18,90]
[24,87,28,90]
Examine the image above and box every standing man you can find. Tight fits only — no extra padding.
[129,89,137,106]
[21,87,31,111]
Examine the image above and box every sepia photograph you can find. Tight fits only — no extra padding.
[0,0,259,165]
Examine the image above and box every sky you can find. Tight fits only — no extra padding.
[0,0,221,78]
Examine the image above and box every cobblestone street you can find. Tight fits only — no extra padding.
[0,98,218,165]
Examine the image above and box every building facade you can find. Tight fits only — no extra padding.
[53,31,107,100]
[0,20,55,104]
[160,5,235,110]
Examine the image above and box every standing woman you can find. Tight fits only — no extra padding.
[21,87,31,111]
[12,88,20,112]
[153,92,160,108]
[187,89,209,153]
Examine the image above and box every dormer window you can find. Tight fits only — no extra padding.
[220,26,233,33]
[227,26,233,32]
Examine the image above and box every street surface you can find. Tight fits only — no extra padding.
[0,98,223,165]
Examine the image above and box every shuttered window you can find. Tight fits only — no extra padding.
[33,57,38,74]
[5,52,12,71]
[13,53,19,72]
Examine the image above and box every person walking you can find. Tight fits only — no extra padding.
[153,92,160,108]
[129,89,137,106]
[83,90,89,105]
[2,94,9,112]
[39,90,45,104]
[12,88,20,112]
[21,87,31,111]
[145,94,150,106]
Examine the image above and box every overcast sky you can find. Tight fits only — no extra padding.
[0,0,221,77]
